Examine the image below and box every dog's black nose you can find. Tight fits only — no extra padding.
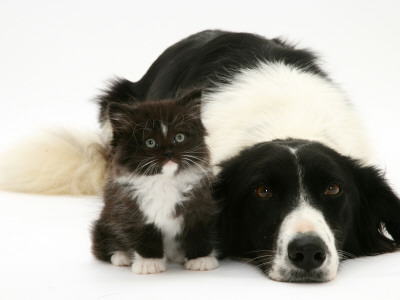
[288,235,326,271]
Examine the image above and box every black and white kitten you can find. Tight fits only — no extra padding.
[91,97,219,274]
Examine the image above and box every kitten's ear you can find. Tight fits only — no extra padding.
[108,103,138,134]
[98,78,137,123]
[177,88,203,108]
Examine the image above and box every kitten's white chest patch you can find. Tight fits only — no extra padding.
[134,173,184,236]
[118,168,202,236]
[117,168,204,261]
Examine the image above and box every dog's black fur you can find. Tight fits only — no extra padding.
[98,30,325,122]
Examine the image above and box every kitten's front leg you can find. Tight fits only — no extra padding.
[183,222,219,271]
[132,224,166,274]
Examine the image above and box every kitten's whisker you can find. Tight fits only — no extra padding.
[182,151,208,155]
[134,157,155,167]
[148,163,158,176]
[142,161,155,176]
[134,159,157,175]
[182,158,212,182]
[182,160,200,179]
[183,160,212,174]
[182,146,209,153]
[149,162,160,176]
[181,153,211,163]
[181,155,211,166]
[183,157,207,172]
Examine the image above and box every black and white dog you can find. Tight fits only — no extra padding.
[98,30,400,282]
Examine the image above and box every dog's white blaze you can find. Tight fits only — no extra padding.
[268,146,339,281]
[201,62,374,172]
[294,219,316,233]
[116,166,204,261]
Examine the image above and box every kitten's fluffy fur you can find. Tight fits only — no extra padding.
[91,98,219,274]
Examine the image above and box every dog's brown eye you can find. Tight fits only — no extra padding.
[256,186,272,199]
[325,184,341,196]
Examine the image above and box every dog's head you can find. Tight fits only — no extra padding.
[215,139,400,282]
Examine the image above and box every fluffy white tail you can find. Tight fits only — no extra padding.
[0,130,108,195]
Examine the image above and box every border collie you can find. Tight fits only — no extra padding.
[1,30,399,282]
[98,30,400,282]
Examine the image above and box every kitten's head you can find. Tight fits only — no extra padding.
[107,97,209,177]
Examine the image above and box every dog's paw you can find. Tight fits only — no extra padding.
[132,257,166,274]
[110,251,131,267]
[185,256,219,271]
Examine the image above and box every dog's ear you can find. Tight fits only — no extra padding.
[212,155,251,256]
[212,166,234,257]
[351,164,400,255]
[212,163,231,221]
[212,155,247,212]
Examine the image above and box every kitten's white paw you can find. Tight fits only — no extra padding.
[185,256,219,271]
[110,251,131,267]
[132,257,166,274]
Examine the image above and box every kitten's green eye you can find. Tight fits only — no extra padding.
[174,133,185,143]
[145,138,157,148]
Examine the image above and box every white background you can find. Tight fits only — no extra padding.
[1,0,400,299]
